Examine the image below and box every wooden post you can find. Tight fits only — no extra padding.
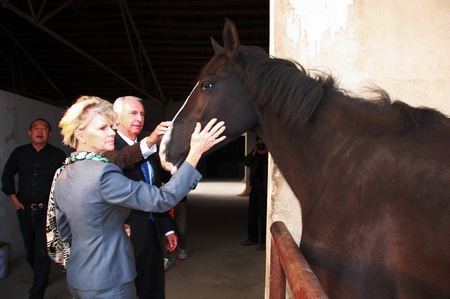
[270,221,328,299]
[270,238,286,299]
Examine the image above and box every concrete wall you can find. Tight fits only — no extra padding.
[0,90,70,258]
[266,0,449,297]
[272,0,450,114]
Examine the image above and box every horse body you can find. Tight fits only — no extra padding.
[262,94,450,298]
[160,20,450,298]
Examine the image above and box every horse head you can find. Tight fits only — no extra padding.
[160,19,264,172]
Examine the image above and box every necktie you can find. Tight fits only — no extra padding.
[134,140,154,220]
[135,139,154,183]
[140,163,151,184]
[140,162,155,221]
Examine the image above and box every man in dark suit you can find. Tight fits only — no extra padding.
[113,95,176,299]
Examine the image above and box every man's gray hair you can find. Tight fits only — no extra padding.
[113,96,143,114]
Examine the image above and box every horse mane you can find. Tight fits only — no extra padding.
[245,56,331,128]
[391,100,446,135]
[240,48,447,134]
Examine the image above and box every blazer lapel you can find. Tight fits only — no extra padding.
[114,134,146,182]
[114,133,129,151]
[147,156,161,186]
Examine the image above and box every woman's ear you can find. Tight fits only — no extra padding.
[74,130,85,144]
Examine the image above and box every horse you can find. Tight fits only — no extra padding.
[159,19,450,298]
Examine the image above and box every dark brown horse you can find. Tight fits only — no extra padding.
[159,19,450,298]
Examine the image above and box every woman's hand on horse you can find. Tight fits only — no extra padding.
[184,118,226,169]
[190,118,226,154]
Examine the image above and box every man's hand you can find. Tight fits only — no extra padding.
[124,224,131,237]
[10,194,24,210]
[146,121,172,148]
[165,233,178,252]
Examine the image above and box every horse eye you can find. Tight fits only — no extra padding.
[201,82,213,90]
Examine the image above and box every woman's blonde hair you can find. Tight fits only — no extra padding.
[59,96,116,148]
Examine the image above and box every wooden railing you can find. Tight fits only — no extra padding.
[270,221,328,299]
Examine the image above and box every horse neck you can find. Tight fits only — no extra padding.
[258,116,323,215]
[257,93,393,216]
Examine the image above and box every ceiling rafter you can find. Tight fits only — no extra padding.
[0,22,66,100]
[39,0,75,25]
[118,0,165,103]
[0,0,164,105]
[0,0,269,107]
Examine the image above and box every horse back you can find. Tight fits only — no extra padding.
[301,120,450,298]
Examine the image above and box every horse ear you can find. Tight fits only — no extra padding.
[222,18,240,59]
[211,37,224,55]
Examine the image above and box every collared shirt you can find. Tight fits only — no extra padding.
[116,131,157,183]
[1,143,66,204]
[116,131,174,235]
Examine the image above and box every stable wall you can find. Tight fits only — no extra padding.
[0,90,69,258]
[266,0,450,297]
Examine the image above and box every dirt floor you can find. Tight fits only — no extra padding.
[0,180,266,299]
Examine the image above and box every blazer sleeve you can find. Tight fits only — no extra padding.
[155,212,175,234]
[103,143,145,170]
[56,207,72,243]
[99,162,201,213]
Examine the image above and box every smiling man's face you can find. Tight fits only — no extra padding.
[28,119,51,146]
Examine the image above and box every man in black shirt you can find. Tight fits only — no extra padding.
[2,119,66,299]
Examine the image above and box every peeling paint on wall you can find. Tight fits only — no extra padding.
[269,163,302,243]
[287,0,354,57]
[275,0,450,113]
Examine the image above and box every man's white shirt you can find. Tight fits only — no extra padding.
[116,130,174,236]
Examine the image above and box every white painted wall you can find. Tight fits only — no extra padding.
[267,0,450,297]
[0,90,70,258]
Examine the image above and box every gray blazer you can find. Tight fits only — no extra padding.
[54,158,201,291]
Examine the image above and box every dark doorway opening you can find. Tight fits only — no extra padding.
[199,136,245,180]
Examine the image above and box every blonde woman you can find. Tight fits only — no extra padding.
[48,96,225,298]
